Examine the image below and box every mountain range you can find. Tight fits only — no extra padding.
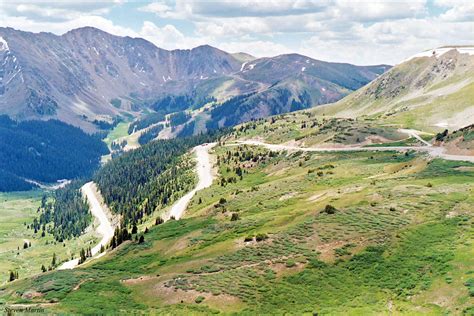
[0,27,389,131]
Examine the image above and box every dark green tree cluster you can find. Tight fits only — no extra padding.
[78,247,92,265]
[31,183,91,241]
[9,270,19,282]
[95,129,229,227]
[176,120,196,137]
[169,111,191,127]
[109,227,131,249]
[128,112,166,134]
[207,89,312,130]
[138,124,164,145]
[149,94,215,113]
[216,147,278,186]
[0,115,108,192]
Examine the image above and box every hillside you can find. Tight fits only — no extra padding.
[0,27,388,132]
[314,47,474,132]
[0,116,108,192]
[1,131,472,314]
[1,74,473,313]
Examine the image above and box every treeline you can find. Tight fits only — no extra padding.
[207,89,312,130]
[169,111,191,127]
[177,120,196,137]
[31,182,91,241]
[95,129,229,226]
[150,94,215,113]
[0,115,108,192]
[138,125,164,145]
[128,112,166,134]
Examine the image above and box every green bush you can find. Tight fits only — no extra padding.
[195,296,205,304]
[322,204,337,215]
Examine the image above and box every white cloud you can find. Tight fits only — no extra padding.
[217,39,292,57]
[1,0,473,65]
[333,0,427,22]
[0,14,138,38]
[300,17,474,65]
[138,21,206,49]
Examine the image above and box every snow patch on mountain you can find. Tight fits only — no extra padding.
[0,37,9,51]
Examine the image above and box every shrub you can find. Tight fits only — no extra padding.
[195,296,205,304]
[286,259,296,268]
[230,213,240,221]
[323,204,337,214]
[244,236,253,242]
[256,233,268,242]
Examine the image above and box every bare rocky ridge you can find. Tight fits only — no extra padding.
[0,27,388,132]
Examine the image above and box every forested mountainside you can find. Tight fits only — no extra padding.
[314,47,474,132]
[95,129,229,226]
[0,27,388,132]
[0,115,108,192]
[31,183,91,242]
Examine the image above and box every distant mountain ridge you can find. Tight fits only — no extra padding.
[0,27,389,131]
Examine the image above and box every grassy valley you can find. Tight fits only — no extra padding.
[0,191,99,285]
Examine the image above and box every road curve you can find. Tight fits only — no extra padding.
[58,182,115,270]
[163,143,216,221]
[235,140,474,163]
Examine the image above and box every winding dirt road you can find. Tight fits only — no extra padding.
[58,143,215,269]
[163,143,216,221]
[235,140,474,163]
[58,182,116,270]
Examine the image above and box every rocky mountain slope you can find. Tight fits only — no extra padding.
[0,27,388,131]
[315,46,474,131]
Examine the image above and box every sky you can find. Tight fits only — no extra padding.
[0,0,473,65]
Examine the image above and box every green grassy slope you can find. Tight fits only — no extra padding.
[2,144,472,314]
[312,49,474,132]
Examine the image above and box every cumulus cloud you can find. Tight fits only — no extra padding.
[139,21,207,49]
[300,16,474,65]
[1,0,473,65]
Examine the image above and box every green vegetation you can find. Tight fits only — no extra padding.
[2,142,472,314]
[138,124,164,145]
[95,129,229,227]
[31,183,91,242]
[0,115,108,191]
[128,112,166,134]
[229,113,405,147]
[0,191,98,284]
[110,98,122,108]
[169,112,191,127]
[103,121,130,148]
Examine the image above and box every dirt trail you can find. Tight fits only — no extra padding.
[398,128,432,146]
[163,143,216,221]
[236,140,474,163]
[58,182,116,270]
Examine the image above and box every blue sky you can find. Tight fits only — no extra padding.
[1,0,473,65]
